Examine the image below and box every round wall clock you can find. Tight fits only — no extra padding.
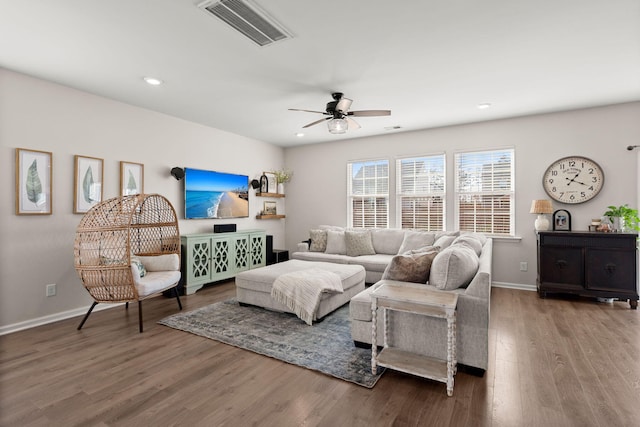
[542,156,604,204]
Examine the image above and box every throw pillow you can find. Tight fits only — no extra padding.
[461,232,487,246]
[405,244,440,255]
[325,230,347,255]
[397,231,436,254]
[434,235,456,249]
[429,244,479,290]
[131,259,146,277]
[382,249,439,283]
[452,235,483,256]
[100,255,125,265]
[309,229,328,252]
[345,230,376,257]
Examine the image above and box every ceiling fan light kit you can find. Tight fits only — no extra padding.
[328,118,348,134]
[289,92,391,135]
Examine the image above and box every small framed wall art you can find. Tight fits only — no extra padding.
[263,201,277,215]
[263,172,277,194]
[120,161,144,196]
[74,155,104,214]
[15,148,52,215]
[553,209,571,231]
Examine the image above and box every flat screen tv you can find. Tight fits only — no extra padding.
[184,168,249,219]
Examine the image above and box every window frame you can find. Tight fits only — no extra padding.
[454,147,515,236]
[347,159,390,229]
[395,153,446,231]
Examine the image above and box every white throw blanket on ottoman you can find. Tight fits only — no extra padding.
[271,268,343,325]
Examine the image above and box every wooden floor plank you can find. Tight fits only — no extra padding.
[2,283,640,426]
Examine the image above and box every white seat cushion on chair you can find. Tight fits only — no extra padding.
[131,254,181,298]
[133,270,181,298]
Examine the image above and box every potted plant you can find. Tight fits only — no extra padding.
[273,169,293,194]
[604,204,640,232]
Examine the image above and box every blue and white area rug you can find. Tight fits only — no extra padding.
[159,299,384,388]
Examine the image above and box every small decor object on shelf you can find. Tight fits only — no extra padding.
[542,156,604,204]
[552,209,571,231]
[604,204,640,232]
[530,199,553,231]
[120,161,144,196]
[74,155,104,214]
[263,201,277,215]
[15,148,53,215]
[260,174,269,193]
[263,172,277,194]
[273,168,293,194]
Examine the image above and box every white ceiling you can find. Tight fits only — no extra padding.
[1,0,639,147]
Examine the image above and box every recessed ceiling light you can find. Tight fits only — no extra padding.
[143,76,163,86]
[295,132,305,137]
[477,103,492,110]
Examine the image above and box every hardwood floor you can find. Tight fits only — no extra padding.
[1,282,639,426]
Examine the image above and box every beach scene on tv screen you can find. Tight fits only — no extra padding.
[185,168,249,219]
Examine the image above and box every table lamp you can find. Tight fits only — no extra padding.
[530,199,553,231]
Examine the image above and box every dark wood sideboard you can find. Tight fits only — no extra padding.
[537,231,638,309]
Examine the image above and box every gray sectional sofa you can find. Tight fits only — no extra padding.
[291,226,493,373]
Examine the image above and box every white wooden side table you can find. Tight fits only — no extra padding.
[371,283,459,396]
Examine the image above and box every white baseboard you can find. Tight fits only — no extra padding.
[0,303,122,336]
[492,281,537,292]
[2,282,535,335]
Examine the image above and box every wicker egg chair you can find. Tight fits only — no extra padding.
[74,194,182,332]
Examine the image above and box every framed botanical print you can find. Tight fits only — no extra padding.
[15,148,52,215]
[120,161,144,196]
[74,155,104,214]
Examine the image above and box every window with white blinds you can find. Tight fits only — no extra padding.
[348,160,389,228]
[396,154,445,230]
[454,149,514,235]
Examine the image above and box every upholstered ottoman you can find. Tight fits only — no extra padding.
[235,260,365,320]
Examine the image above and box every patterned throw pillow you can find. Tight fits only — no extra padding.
[309,229,328,252]
[131,259,146,277]
[345,230,376,257]
[382,249,439,283]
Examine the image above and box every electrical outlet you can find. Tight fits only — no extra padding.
[46,283,56,297]
[519,262,528,272]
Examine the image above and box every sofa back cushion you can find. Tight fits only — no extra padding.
[345,230,376,257]
[397,231,436,254]
[325,230,347,255]
[382,248,439,283]
[429,244,479,290]
[370,228,406,254]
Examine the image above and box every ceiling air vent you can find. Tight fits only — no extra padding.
[198,0,292,47]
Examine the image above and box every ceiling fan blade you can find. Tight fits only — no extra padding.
[335,97,352,113]
[346,117,361,130]
[288,108,328,114]
[348,110,391,117]
[302,117,330,128]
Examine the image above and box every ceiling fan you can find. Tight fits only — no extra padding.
[289,92,391,134]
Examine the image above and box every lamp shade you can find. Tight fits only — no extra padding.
[327,118,348,134]
[530,199,553,214]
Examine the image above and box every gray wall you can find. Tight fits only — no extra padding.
[2,67,639,331]
[283,102,640,287]
[0,69,286,331]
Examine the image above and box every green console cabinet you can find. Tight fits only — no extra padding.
[181,229,266,295]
